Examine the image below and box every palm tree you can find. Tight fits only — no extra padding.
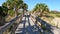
[0,6,8,26]
[2,0,24,16]
[32,3,49,17]
[39,4,49,17]
[12,0,24,16]
[2,2,8,15]
[2,0,28,16]
[22,3,28,15]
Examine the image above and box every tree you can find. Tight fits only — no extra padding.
[14,0,24,15]
[40,4,49,17]
[32,3,49,17]
[0,6,8,26]
[2,0,14,15]
[22,3,28,15]
[2,0,24,16]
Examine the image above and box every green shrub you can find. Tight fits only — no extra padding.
[9,10,15,16]
[56,14,60,17]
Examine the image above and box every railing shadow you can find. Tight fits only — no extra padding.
[17,15,26,34]
[22,15,26,34]
[16,14,54,34]
[16,15,27,34]
[27,15,33,34]
[26,15,40,34]
[16,15,41,34]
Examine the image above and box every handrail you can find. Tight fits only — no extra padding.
[0,14,22,34]
[31,14,56,33]
[31,14,60,34]
[31,14,44,33]
[31,14,52,29]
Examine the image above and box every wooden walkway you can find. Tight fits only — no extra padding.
[15,14,40,34]
[0,12,60,34]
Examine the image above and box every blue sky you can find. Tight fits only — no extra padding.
[0,0,60,11]
[24,0,60,11]
[0,0,6,6]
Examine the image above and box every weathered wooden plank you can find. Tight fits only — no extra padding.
[0,14,22,34]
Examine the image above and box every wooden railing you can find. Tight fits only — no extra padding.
[31,14,54,34]
[30,14,44,34]
[0,14,23,34]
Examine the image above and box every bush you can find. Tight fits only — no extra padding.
[9,10,15,16]
[0,6,8,17]
[56,14,60,17]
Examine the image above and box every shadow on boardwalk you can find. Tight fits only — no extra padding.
[35,16,54,34]
[16,14,55,34]
[16,15,40,34]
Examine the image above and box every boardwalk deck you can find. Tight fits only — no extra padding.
[0,12,60,34]
[15,14,40,34]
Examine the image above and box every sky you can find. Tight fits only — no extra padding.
[24,0,60,11]
[0,0,60,11]
[0,0,6,6]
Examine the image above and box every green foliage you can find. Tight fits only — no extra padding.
[50,11,60,14]
[2,6,8,15]
[32,3,49,17]
[56,14,60,17]
[50,11,55,14]
[0,6,8,17]
[23,3,28,10]
[1,0,28,16]
[2,2,7,7]
[9,10,15,16]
